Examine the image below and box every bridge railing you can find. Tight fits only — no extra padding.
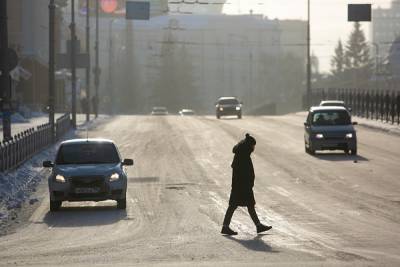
[308,89,400,125]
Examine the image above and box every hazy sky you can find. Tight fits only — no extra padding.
[222,0,393,73]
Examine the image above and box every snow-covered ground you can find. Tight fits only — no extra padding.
[0,115,109,233]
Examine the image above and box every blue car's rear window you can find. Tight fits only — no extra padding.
[312,110,351,126]
[56,143,120,165]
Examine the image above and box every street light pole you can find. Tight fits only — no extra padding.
[108,19,116,115]
[48,0,56,141]
[70,0,77,128]
[85,0,91,122]
[371,42,380,91]
[306,0,312,108]
[371,42,380,76]
[0,0,12,141]
[94,0,100,118]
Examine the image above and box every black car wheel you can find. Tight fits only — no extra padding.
[238,113,242,119]
[117,198,126,209]
[351,148,357,155]
[307,140,315,155]
[216,114,221,119]
[50,200,61,212]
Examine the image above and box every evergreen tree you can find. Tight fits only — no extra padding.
[344,22,373,80]
[331,39,345,76]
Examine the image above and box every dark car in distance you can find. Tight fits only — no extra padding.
[215,97,242,119]
[151,107,168,116]
[304,106,358,155]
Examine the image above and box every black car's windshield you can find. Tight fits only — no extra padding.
[218,99,239,105]
[312,110,351,126]
[56,143,120,165]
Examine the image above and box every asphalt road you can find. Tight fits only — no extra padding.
[1,114,400,266]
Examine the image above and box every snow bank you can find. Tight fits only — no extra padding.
[0,145,57,224]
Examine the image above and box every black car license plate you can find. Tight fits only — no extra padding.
[75,187,100,194]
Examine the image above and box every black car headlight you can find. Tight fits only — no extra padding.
[109,173,120,182]
[55,174,66,183]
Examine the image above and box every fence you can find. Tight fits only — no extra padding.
[309,88,400,125]
[0,113,72,172]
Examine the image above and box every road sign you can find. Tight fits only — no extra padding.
[101,0,119,13]
[56,53,90,69]
[79,0,126,17]
[348,4,371,22]
[126,1,150,20]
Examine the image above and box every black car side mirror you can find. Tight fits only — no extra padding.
[352,121,358,125]
[304,122,309,127]
[43,161,54,168]
[122,159,134,166]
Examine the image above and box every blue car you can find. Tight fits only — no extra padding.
[304,106,358,155]
[43,139,134,211]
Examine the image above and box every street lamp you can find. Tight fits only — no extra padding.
[85,0,91,122]
[306,0,312,108]
[49,0,56,141]
[371,42,380,90]
[108,18,118,115]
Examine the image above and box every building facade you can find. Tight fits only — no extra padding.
[372,0,400,60]
[108,14,307,114]
[168,0,226,14]
[7,0,66,113]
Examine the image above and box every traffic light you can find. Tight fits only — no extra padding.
[78,0,127,17]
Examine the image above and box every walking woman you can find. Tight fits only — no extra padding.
[221,133,272,235]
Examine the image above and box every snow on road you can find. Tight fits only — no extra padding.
[0,114,399,266]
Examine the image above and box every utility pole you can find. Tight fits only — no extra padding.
[70,0,77,128]
[0,0,12,141]
[108,19,115,115]
[306,0,312,109]
[48,0,56,142]
[85,0,91,122]
[94,0,100,118]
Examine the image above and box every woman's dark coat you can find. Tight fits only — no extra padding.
[228,140,256,207]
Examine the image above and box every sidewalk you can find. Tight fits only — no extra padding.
[0,113,88,142]
[354,116,400,136]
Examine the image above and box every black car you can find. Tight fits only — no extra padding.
[215,97,242,119]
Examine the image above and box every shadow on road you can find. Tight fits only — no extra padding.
[313,153,368,162]
[224,234,278,253]
[43,205,127,227]
[218,117,241,120]
[128,177,160,184]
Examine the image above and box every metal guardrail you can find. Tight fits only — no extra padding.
[309,89,400,125]
[0,113,72,172]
